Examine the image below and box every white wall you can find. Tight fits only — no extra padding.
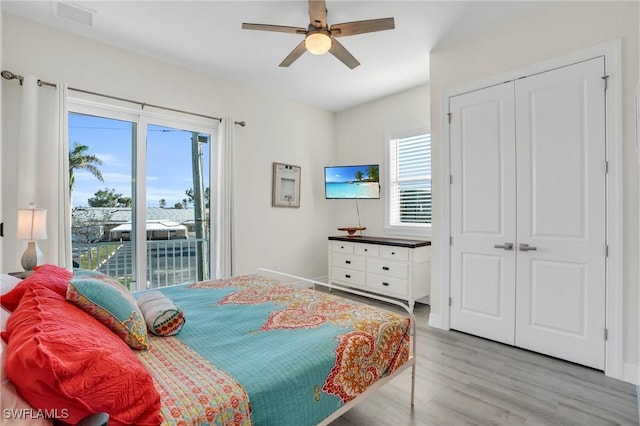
[1,13,336,279]
[333,84,430,237]
[429,1,639,379]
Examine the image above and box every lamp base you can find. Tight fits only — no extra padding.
[21,241,43,271]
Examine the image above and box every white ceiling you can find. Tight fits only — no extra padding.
[2,1,549,112]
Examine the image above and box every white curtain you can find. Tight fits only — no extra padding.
[6,75,71,270]
[216,118,235,278]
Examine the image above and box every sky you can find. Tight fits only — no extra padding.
[324,165,378,183]
[68,113,211,208]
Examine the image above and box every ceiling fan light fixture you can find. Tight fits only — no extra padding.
[305,31,331,55]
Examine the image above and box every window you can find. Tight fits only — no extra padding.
[68,100,217,290]
[385,128,431,236]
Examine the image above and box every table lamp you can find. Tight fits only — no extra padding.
[16,202,47,271]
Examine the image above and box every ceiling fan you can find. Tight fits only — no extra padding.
[241,0,395,69]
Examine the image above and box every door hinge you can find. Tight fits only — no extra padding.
[450,236,453,245]
[449,297,452,307]
[450,175,453,184]
[602,75,609,91]
[604,328,608,341]
[605,161,609,174]
[447,112,452,124]
[605,245,609,257]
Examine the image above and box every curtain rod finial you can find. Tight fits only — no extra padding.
[234,121,246,127]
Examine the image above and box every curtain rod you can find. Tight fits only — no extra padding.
[1,70,247,127]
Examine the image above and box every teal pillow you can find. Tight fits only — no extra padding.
[66,273,148,350]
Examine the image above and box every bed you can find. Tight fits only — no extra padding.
[1,265,416,425]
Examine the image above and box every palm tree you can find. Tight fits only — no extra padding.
[69,143,104,194]
[367,165,379,182]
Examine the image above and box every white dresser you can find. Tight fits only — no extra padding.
[328,236,430,311]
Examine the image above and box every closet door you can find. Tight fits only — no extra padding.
[514,57,606,369]
[449,82,517,345]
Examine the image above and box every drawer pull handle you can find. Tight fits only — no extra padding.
[391,252,396,255]
[382,266,390,271]
[382,282,390,287]
[364,249,368,252]
[345,274,351,279]
[345,260,351,264]
[341,246,344,249]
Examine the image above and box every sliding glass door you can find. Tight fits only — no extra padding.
[69,111,137,288]
[144,123,211,288]
[68,102,216,290]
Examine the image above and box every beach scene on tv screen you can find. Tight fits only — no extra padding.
[325,165,380,199]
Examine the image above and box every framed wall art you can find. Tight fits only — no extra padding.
[272,162,301,208]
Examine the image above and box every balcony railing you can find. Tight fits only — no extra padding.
[72,238,209,290]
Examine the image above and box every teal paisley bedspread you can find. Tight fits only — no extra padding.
[152,274,410,426]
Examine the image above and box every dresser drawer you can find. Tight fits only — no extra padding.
[355,244,379,257]
[367,259,409,279]
[331,267,365,287]
[380,246,409,261]
[367,273,409,297]
[332,253,365,271]
[331,241,354,254]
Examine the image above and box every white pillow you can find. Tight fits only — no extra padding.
[0,274,21,295]
[0,306,10,332]
[0,274,21,332]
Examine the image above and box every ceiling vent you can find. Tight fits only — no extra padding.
[57,1,93,26]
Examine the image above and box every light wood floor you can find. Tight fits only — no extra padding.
[327,295,638,426]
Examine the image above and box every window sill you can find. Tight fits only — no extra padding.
[384,225,431,239]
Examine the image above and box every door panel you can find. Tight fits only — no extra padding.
[528,260,586,335]
[449,82,517,345]
[145,124,212,289]
[514,57,606,369]
[461,253,505,317]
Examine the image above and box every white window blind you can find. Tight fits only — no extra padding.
[388,132,431,227]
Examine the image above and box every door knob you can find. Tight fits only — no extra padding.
[493,243,514,250]
[519,243,537,251]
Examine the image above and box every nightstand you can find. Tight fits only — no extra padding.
[7,271,34,279]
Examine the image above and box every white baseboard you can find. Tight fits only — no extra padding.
[295,274,328,288]
[622,362,640,385]
[428,313,445,329]
[312,274,328,284]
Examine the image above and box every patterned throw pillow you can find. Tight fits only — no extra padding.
[67,271,149,350]
[137,290,186,336]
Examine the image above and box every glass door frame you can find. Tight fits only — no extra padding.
[136,113,217,291]
[68,97,219,291]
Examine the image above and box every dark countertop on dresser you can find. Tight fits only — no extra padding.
[328,235,431,248]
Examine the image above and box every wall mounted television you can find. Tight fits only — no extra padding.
[325,164,380,199]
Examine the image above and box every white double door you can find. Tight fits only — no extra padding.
[449,57,607,369]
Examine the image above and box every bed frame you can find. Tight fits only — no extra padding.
[254,268,417,425]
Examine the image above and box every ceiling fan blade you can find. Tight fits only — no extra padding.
[242,23,307,34]
[279,40,308,67]
[308,0,327,29]
[330,17,395,37]
[329,38,360,69]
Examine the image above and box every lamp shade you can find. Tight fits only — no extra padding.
[305,32,332,55]
[16,204,47,241]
